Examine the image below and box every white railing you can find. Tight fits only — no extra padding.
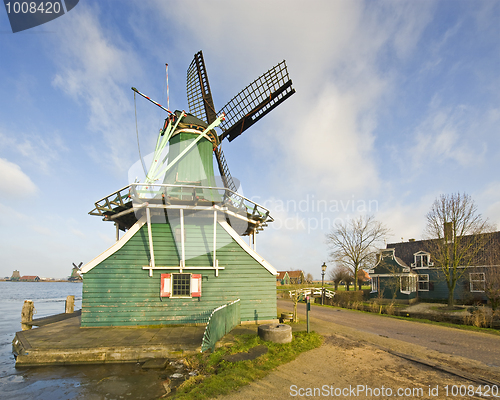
[289,287,335,299]
[89,183,273,224]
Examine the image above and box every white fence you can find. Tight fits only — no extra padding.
[289,287,335,299]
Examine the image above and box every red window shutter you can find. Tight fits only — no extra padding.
[161,273,171,297]
[191,274,202,297]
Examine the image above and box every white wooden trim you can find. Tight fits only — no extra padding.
[146,207,156,274]
[218,220,277,276]
[180,209,185,272]
[81,216,147,274]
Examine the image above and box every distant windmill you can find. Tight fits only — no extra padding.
[69,262,83,281]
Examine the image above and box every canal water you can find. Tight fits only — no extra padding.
[0,282,176,400]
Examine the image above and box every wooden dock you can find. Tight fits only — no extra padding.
[12,313,205,366]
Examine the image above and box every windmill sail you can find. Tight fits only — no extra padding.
[187,51,217,124]
[218,60,295,142]
[187,51,238,194]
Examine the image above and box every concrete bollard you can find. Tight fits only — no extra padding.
[21,300,34,331]
[65,295,75,313]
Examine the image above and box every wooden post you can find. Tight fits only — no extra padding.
[21,300,34,330]
[65,295,75,313]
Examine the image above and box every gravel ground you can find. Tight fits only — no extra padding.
[218,304,500,400]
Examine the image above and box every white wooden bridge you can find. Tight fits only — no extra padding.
[289,287,335,299]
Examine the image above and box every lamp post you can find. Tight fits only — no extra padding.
[321,262,327,305]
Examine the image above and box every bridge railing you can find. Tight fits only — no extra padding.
[289,287,336,299]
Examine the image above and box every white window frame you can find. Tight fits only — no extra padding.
[470,272,485,293]
[413,252,433,269]
[400,275,417,294]
[418,274,429,291]
[371,276,378,293]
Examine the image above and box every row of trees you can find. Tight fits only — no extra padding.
[326,193,499,308]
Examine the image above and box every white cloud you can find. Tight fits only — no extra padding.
[51,4,140,173]
[408,101,487,172]
[0,130,66,173]
[0,158,37,197]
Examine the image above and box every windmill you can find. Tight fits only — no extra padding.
[89,51,295,239]
[69,262,83,281]
[80,52,294,327]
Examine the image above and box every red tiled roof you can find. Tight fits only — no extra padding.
[276,271,288,279]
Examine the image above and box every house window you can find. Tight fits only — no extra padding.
[414,253,432,268]
[418,274,429,291]
[401,275,417,294]
[371,277,378,293]
[173,273,191,297]
[470,273,485,292]
[160,273,202,298]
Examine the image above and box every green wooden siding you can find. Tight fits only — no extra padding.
[370,250,417,300]
[415,269,487,302]
[82,221,276,327]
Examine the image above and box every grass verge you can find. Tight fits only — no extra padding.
[172,331,323,399]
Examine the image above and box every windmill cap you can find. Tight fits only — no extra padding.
[170,110,220,148]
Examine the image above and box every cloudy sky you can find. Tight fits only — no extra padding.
[0,0,499,279]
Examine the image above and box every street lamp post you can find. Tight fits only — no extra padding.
[321,262,327,305]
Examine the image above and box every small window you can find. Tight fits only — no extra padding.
[173,273,191,297]
[161,273,202,298]
[470,273,485,292]
[418,274,429,291]
[371,277,378,293]
[414,253,432,268]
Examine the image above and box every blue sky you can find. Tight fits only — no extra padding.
[0,0,499,279]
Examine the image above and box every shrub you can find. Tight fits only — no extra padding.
[463,306,490,328]
[332,290,364,307]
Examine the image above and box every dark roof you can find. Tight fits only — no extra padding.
[387,239,432,266]
[387,231,500,267]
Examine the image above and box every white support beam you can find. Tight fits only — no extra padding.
[180,208,185,272]
[213,210,218,276]
[146,207,155,276]
[142,265,225,277]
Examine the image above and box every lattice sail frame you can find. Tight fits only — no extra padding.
[217,60,295,142]
[186,52,217,124]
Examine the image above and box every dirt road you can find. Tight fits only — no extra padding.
[278,300,500,368]
[218,301,500,400]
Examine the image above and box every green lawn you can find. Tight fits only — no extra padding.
[172,331,323,399]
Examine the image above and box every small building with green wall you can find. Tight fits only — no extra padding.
[81,206,278,327]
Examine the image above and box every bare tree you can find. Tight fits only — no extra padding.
[328,265,352,291]
[485,267,500,311]
[305,273,314,284]
[326,215,390,290]
[424,193,493,308]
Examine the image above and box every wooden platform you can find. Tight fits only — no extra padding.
[24,310,82,327]
[12,313,205,366]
